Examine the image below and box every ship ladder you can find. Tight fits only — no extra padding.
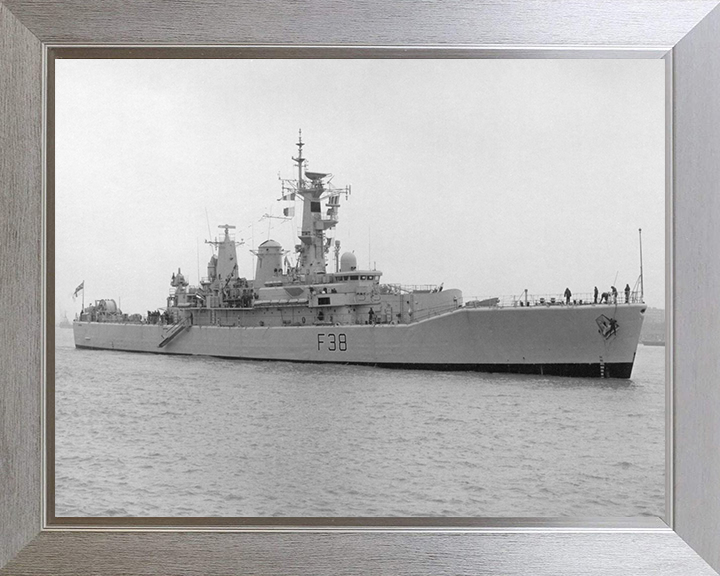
[158,319,191,348]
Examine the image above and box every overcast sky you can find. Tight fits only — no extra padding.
[55,59,665,319]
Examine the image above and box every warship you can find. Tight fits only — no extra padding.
[58,312,72,329]
[74,134,646,378]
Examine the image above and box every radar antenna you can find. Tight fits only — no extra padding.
[205,224,244,249]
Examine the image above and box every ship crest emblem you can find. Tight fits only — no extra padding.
[596,315,619,339]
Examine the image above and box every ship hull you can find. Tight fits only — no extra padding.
[73,303,645,379]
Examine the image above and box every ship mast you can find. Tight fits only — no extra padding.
[293,130,305,192]
[639,228,644,302]
[282,131,350,280]
[205,224,242,281]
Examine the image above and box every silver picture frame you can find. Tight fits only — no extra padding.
[2,1,720,574]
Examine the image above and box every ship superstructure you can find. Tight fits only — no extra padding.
[74,134,646,378]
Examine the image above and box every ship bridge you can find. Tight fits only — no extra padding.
[332,271,381,283]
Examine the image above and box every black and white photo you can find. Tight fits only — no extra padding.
[54,58,665,518]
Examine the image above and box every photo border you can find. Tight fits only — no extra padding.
[44,45,670,530]
[0,2,720,574]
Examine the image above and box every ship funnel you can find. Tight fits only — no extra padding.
[207,255,218,281]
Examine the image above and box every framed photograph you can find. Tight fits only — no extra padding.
[2,2,720,575]
[52,55,667,523]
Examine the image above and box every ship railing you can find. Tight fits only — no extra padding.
[168,287,209,295]
[379,283,441,295]
[464,291,644,309]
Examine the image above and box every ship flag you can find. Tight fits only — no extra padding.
[72,281,84,300]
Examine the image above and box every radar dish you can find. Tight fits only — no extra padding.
[305,171,328,181]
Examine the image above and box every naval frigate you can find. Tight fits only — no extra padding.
[74,134,646,378]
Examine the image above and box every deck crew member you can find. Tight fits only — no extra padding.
[624,284,631,303]
[594,286,599,304]
[564,287,572,305]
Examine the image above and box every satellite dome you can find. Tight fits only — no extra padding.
[340,252,357,272]
[258,239,283,254]
[259,239,282,249]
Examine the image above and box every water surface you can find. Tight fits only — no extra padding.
[55,328,664,517]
